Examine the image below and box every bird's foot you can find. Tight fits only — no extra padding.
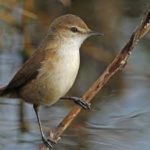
[42,136,55,150]
[61,96,91,109]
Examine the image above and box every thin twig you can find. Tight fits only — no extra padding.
[41,9,150,149]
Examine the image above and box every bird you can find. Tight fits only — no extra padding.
[0,14,103,149]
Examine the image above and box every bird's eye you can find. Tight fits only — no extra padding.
[70,27,78,33]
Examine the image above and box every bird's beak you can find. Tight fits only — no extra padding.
[88,31,104,37]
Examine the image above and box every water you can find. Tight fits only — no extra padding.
[1,49,150,150]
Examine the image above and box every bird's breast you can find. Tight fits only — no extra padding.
[37,46,80,105]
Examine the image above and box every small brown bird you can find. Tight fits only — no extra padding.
[0,14,103,149]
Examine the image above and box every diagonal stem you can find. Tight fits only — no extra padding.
[41,9,150,146]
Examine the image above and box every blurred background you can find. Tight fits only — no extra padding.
[0,0,150,150]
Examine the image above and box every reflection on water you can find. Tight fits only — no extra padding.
[1,50,150,150]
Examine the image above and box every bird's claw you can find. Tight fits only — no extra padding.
[61,96,91,109]
[70,97,91,110]
[42,136,55,150]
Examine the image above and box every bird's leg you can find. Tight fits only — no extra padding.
[60,96,91,109]
[33,104,54,150]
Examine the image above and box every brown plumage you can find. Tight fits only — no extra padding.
[0,14,102,149]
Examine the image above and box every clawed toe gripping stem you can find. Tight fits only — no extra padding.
[61,96,91,109]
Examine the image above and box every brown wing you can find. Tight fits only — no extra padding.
[6,49,45,90]
[5,34,58,91]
